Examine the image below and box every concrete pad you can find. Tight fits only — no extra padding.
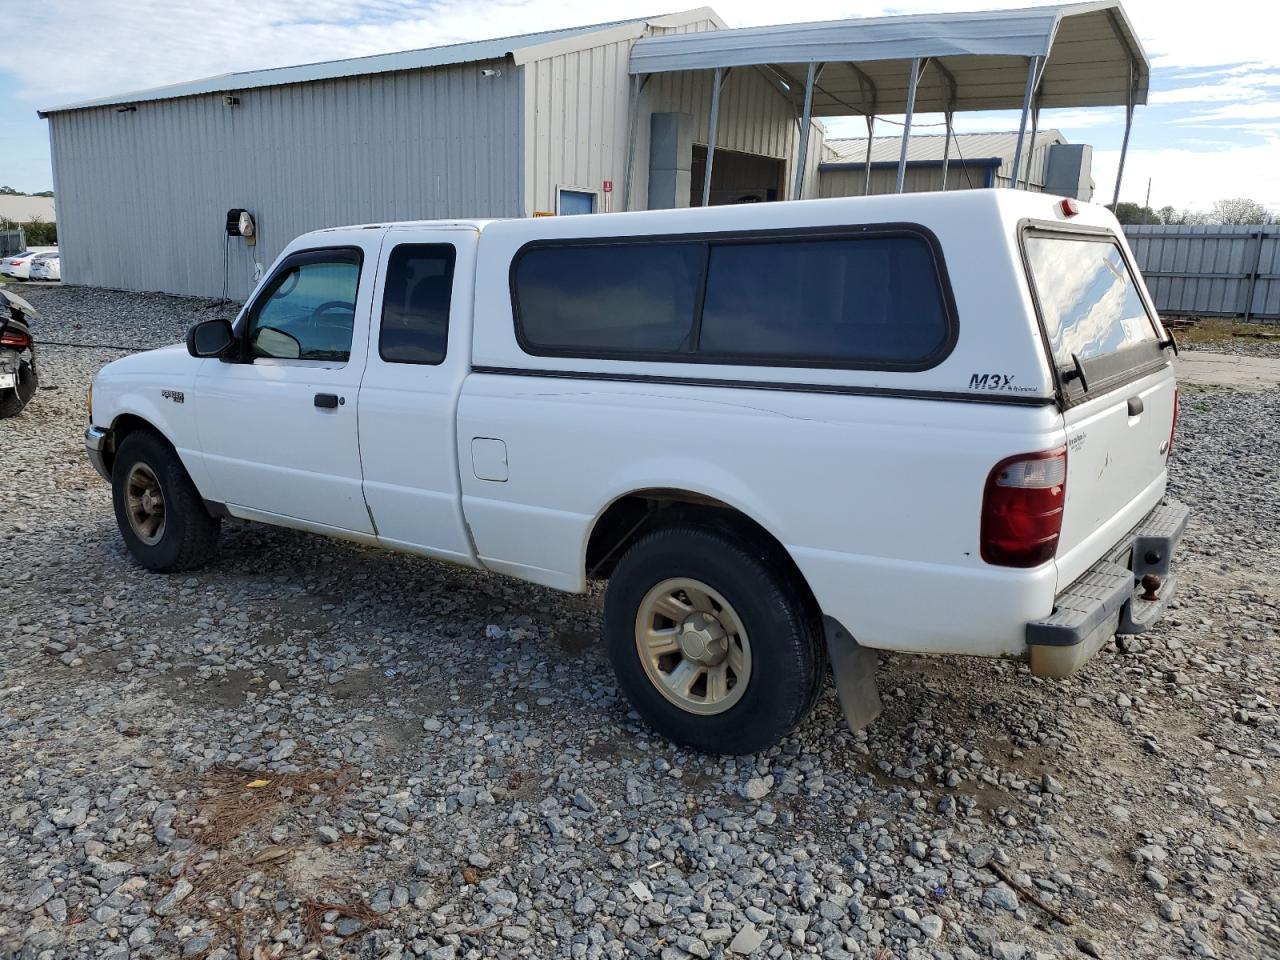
[1174,351,1280,391]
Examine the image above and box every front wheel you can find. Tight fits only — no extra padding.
[111,430,221,571]
[604,524,824,754]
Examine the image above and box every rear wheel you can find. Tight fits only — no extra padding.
[604,524,824,754]
[112,430,220,571]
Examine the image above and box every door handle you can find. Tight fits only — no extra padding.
[314,393,341,409]
[1127,396,1144,417]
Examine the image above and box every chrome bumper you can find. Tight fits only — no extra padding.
[85,426,112,481]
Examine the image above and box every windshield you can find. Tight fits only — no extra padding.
[1024,235,1158,369]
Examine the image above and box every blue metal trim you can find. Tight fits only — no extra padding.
[819,157,1002,172]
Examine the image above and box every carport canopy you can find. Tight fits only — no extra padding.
[626,1,1149,205]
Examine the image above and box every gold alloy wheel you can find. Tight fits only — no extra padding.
[124,462,166,546]
[634,577,752,716]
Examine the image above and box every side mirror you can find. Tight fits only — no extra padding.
[186,318,235,358]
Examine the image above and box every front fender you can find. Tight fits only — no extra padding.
[91,348,209,494]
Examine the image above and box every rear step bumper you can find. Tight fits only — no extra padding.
[1026,499,1190,678]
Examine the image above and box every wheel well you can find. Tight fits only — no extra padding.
[104,414,168,474]
[586,490,818,608]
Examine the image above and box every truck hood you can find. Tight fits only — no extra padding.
[99,342,192,378]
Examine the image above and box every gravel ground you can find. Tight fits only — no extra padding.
[2,283,1278,960]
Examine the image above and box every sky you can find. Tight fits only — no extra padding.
[2,0,1278,213]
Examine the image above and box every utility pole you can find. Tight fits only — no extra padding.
[1145,177,1152,210]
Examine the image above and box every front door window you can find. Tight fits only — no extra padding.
[247,252,362,361]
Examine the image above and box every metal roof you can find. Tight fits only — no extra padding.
[39,8,720,116]
[629,2,1149,113]
[824,129,1066,164]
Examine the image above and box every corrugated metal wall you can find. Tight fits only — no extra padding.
[1124,224,1280,322]
[48,60,522,300]
[818,165,994,198]
[522,16,823,215]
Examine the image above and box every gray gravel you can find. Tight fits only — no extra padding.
[2,283,1278,960]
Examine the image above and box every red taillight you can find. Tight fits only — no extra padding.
[981,447,1067,568]
[0,329,31,348]
[1168,387,1178,457]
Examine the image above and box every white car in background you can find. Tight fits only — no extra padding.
[29,253,61,281]
[1,248,58,280]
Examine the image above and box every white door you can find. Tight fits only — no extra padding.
[357,228,478,564]
[193,238,381,534]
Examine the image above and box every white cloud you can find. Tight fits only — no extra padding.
[1175,101,1280,123]
[1093,136,1280,212]
[1152,71,1280,105]
[18,0,1279,108]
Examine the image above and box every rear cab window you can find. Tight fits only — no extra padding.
[511,227,955,371]
[380,244,456,364]
[1022,229,1166,400]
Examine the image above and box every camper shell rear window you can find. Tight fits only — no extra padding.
[1021,224,1169,400]
[509,225,958,372]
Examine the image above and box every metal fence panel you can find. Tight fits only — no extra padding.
[0,229,25,258]
[1124,224,1280,322]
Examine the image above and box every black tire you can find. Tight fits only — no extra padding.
[0,362,37,418]
[604,524,824,755]
[112,429,220,571]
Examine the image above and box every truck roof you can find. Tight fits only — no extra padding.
[301,189,1115,241]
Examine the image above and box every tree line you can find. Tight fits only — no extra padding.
[1112,197,1276,226]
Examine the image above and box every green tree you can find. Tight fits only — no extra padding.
[1111,202,1161,225]
[23,216,57,246]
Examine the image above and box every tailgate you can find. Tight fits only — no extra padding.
[1021,226,1177,587]
[1056,365,1175,584]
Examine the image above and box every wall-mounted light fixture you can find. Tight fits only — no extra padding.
[223,95,240,107]
[481,68,502,78]
[116,105,136,113]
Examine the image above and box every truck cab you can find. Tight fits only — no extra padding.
[86,190,1186,754]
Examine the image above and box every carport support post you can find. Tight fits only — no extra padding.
[896,58,923,194]
[863,115,875,195]
[941,108,954,190]
[1022,104,1040,189]
[622,73,649,212]
[696,68,727,209]
[792,61,819,201]
[1111,59,1136,207]
[1010,56,1041,192]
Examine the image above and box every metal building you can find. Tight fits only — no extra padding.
[40,8,822,299]
[39,1,1146,300]
[819,130,1094,200]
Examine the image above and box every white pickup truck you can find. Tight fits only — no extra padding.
[86,190,1187,754]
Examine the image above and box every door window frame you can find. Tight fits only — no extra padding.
[237,246,365,367]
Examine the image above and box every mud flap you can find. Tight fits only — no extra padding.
[823,616,882,732]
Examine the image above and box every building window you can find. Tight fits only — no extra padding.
[380,244,456,364]
[557,189,598,215]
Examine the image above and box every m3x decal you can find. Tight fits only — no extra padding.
[969,373,1015,390]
